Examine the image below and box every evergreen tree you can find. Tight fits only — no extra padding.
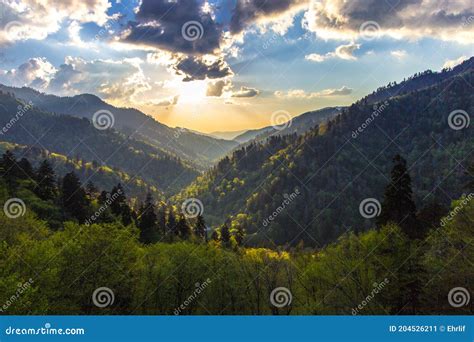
[61,171,90,223]
[1,151,21,189]
[377,155,420,239]
[109,183,133,226]
[34,160,58,201]
[194,214,207,241]
[156,205,167,237]
[177,215,191,240]
[219,222,231,246]
[138,193,158,244]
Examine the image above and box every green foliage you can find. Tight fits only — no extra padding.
[178,69,474,246]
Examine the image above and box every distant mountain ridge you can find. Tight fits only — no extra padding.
[0,92,198,195]
[0,84,239,170]
[233,106,345,144]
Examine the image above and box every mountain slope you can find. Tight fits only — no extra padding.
[233,106,343,144]
[0,141,163,199]
[0,85,239,170]
[178,61,474,246]
[0,92,198,194]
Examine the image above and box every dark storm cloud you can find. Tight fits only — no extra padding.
[173,56,233,82]
[122,0,222,55]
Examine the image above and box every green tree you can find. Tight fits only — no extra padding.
[220,222,231,246]
[1,151,21,189]
[61,171,90,223]
[194,214,207,241]
[34,160,58,201]
[138,193,158,244]
[177,215,191,240]
[377,155,420,239]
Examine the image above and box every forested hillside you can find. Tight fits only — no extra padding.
[0,142,162,200]
[178,65,474,246]
[0,151,472,314]
[0,84,238,170]
[233,107,343,144]
[0,92,198,195]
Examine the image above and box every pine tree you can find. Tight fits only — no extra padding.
[157,205,167,237]
[177,215,191,240]
[194,214,207,241]
[377,155,420,239]
[1,151,21,189]
[35,160,58,201]
[219,222,231,246]
[138,193,158,244]
[109,183,133,226]
[61,171,90,223]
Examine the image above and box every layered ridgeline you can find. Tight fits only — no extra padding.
[178,59,474,246]
[0,92,198,195]
[232,106,344,144]
[0,84,238,170]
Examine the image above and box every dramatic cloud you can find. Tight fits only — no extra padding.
[231,86,260,98]
[121,0,222,55]
[275,86,352,98]
[0,56,151,104]
[0,57,57,90]
[306,42,360,62]
[230,0,308,34]
[443,56,468,69]
[303,0,474,43]
[0,0,111,44]
[206,79,231,97]
[172,55,233,82]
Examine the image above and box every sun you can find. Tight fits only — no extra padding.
[178,81,208,105]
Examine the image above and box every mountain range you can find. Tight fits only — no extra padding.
[0,57,472,246]
[177,57,474,246]
[0,84,239,171]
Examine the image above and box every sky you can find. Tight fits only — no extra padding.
[0,0,473,133]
